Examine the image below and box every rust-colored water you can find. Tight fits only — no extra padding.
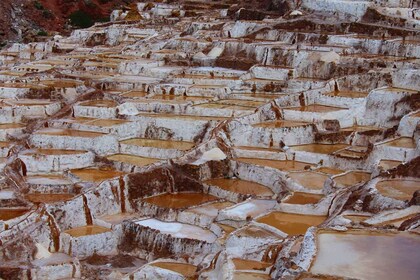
[99,213,140,225]
[87,119,128,127]
[288,171,330,190]
[232,258,271,271]
[151,262,197,277]
[71,168,124,183]
[291,144,348,154]
[64,225,111,237]
[284,192,323,204]
[316,167,344,175]
[195,103,254,111]
[375,179,420,201]
[106,154,160,167]
[0,209,28,221]
[0,141,10,148]
[257,212,325,235]
[122,91,147,98]
[324,91,368,98]
[253,120,311,128]
[37,128,106,138]
[286,104,347,112]
[136,113,228,121]
[217,223,236,234]
[79,100,117,107]
[217,99,265,107]
[149,95,208,102]
[0,123,25,129]
[40,79,82,88]
[235,146,282,152]
[121,138,194,151]
[24,149,87,155]
[233,272,270,279]
[379,160,402,170]
[205,178,273,196]
[237,158,313,171]
[384,137,416,149]
[335,149,365,159]
[310,230,420,280]
[144,193,218,209]
[26,193,74,203]
[334,171,371,187]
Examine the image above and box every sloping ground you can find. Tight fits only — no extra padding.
[0,0,135,44]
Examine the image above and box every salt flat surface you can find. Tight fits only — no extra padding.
[220,199,276,220]
[135,218,217,242]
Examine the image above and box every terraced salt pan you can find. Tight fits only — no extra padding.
[22,149,88,155]
[135,218,217,242]
[35,128,106,138]
[26,175,72,185]
[237,158,313,171]
[150,262,197,278]
[78,100,117,107]
[0,123,25,129]
[65,117,129,127]
[341,125,380,132]
[383,137,416,149]
[290,143,348,154]
[121,138,194,151]
[233,272,270,280]
[379,160,402,170]
[136,113,228,121]
[106,154,161,167]
[310,231,420,280]
[315,167,344,175]
[284,104,347,112]
[288,171,330,190]
[284,192,324,205]
[0,208,29,221]
[205,178,274,196]
[71,168,124,183]
[232,258,271,271]
[343,214,370,223]
[189,201,234,217]
[323,91,368,98]
[253,120,311,128]
[143,193,218,209]
[64,225,112,237]
[26,193,75,204]
[333,171,371,187]
[375,179,420,201]
[257,212,325,235]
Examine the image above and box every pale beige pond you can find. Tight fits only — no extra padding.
[310,230,420,280]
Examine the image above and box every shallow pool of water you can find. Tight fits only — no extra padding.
[257,212,326,235]
[205,178,273,196]
[310,230,420,280]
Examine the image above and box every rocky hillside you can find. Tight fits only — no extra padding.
[0,0,134,45]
